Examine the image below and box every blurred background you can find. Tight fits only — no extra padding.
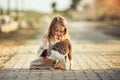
[0,0,120,25]
[0,0,120,30]
[0,0,120,68]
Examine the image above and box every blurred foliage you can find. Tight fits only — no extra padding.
[70,0,81,10]
[95,0,120,21]
[21,10,81,23]
[51,1,57,13]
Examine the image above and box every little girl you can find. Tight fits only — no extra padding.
[31,15,71,69]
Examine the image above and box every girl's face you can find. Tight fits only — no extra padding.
[54,24,65,40]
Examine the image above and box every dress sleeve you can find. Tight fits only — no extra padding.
[37,33,49,54]
[42,33,49,49]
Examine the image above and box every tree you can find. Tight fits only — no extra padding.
[51,1,57,13]
[70,0,81,10]
[0,8,3,15]
[7,0,10,15]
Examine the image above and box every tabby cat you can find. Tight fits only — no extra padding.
[40,39,72,70]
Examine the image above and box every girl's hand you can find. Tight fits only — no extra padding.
[42,57,51,63]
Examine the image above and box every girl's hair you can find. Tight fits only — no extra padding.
[48,15,68,41]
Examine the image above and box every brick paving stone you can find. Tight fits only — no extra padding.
[22,54,36,68]
[85,70,101,80]
[74,71,89,80]
[1,25,120,80]
[3,55,21,69]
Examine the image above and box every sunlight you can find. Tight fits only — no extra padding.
[81,0,94,6]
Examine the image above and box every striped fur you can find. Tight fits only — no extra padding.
[51,39,72,60]
[50,39,72,70]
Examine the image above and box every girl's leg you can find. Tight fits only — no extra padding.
[30,57,43,66]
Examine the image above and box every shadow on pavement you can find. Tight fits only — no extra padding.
[0,68,120,80]
[95,24,120,38]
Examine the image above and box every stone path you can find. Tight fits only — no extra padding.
[0,22,120,80]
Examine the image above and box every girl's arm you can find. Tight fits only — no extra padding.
[37,33,49,56]
[42,34,49,49]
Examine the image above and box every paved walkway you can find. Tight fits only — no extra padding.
[0,22,120,80]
